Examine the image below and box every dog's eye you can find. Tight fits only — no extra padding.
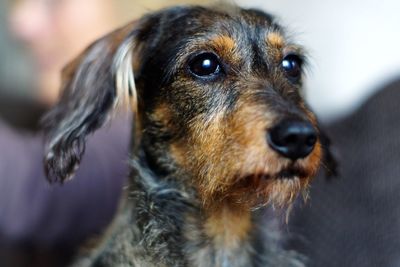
[281,54,303,81]
[189,53,222,77]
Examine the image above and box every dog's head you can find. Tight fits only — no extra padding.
[43,5,336,209]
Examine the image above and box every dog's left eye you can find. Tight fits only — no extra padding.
[281,54,303,81]
[189,53,222,77]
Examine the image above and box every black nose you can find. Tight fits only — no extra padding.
[267,119,317,160]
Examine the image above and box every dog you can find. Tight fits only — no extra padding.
[43,4,336,267]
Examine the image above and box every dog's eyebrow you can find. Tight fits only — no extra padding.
[283,45,307,57]
[163,34,238,79]
[209,35,237,54]
[266,31,285,48]
[265,32,306,57]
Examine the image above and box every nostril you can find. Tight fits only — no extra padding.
[283,134,299,146]
[306,135,317,147]
[267,119,317,160]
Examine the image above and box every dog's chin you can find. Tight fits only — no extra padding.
[229,167,312,209]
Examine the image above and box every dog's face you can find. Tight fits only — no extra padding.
[44,5,333,209]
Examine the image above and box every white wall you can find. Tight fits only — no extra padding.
[239,0,400,120]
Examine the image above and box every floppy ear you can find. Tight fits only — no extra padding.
[43,21,144,183]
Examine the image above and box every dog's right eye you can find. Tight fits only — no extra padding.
[281,54,303,82]
[188,53,222,77]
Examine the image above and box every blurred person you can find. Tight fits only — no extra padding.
[0,0,128,129]
[8,0,135,107]
[8,0,212,107]
[0,0,206,266]
[0,1,132,266]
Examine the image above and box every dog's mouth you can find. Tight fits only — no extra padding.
[252,166,309,181]
[236,166,309,188]
[273,167,308,180]
[227,166,311,208]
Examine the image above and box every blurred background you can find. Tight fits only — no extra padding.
[0,0,399,266]
[0,0,213,128]
[2,0,400,122]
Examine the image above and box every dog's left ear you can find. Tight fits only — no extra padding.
[42,15,159,183]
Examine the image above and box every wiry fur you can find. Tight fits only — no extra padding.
[69,160,306,267]
[42,4,336,267]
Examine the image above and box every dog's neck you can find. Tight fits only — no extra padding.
[105,155,304,267]
[203,203,252,250]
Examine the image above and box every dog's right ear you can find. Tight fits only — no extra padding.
[42,14,161,183]
[319,130,339,178]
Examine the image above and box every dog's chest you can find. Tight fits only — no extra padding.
[80,177,304,267]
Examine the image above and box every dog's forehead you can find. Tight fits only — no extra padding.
[135,5,305,98]
[162,6,285,46]
[143,6,301,73]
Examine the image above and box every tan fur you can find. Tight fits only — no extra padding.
[265,32,285,62]
[151,103,173,124]
[173,90,323,210]
[170,142,188,168]
[209,35,239,63]
[266,32,285,48]
[204,204,251,249]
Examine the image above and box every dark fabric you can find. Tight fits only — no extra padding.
[0,115,130,266]
[289,79,400,267]
[0,92,47,131]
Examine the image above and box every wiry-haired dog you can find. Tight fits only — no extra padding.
[43,4,336,267]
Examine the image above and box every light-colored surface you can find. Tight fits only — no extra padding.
[240,0,400,120]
